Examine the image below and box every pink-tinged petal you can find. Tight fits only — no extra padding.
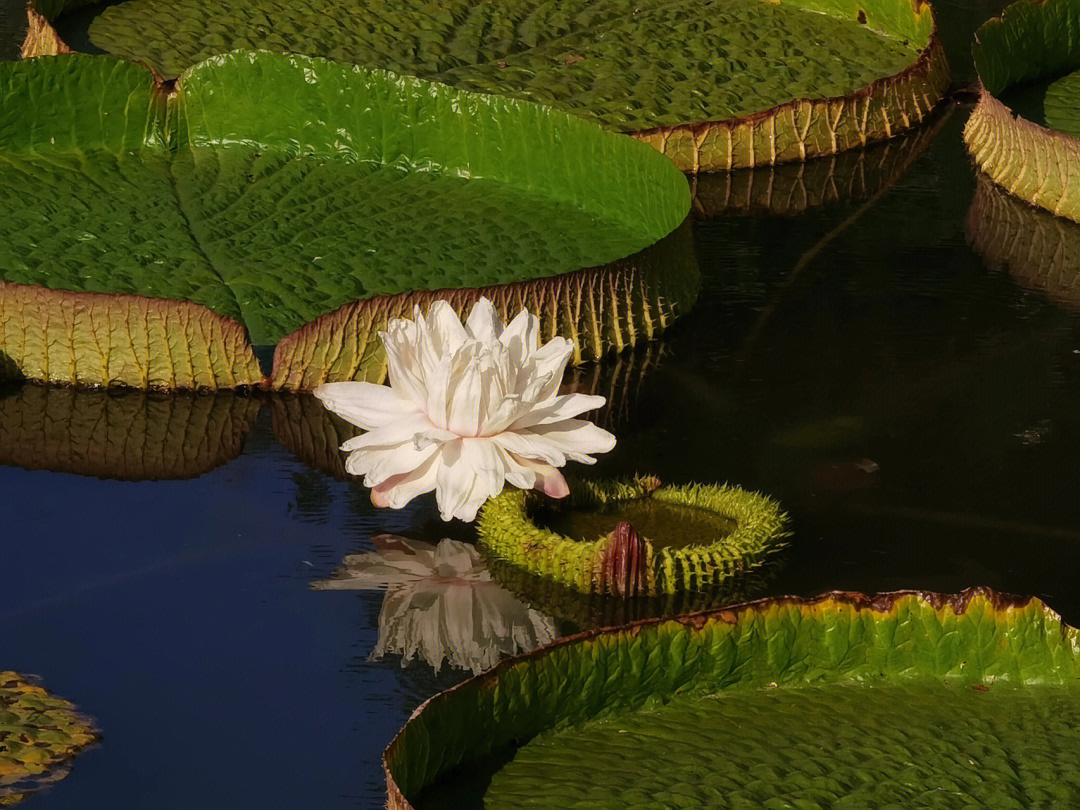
[464,298,501,342]
[370,453,440,509]
[515,456,569,498]
[314,381,415,431]
[499,308,540,367]
[510,393,606,430]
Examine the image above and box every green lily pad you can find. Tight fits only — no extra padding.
[0,384,261,479]
[967,174,1080,312]
[0,51,688,390]
[477,476,789,596]
[39,0,949,171]
[385,589,1080,809]
[964,0,1080,223]
[0,672,97,806]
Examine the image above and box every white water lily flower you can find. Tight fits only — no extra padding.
[314,298,616,522]
[313,535,557,674]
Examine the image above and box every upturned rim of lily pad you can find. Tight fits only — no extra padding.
[477,476,790,597]
[20,0,951,171]
[963,0,1080,223]
[382,587,1077,809]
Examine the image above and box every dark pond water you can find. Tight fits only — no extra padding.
[7,0,1080,804]
[6,103,1080,807]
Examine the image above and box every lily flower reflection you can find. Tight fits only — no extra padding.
[314,298,615,522]
[313,534,557,674]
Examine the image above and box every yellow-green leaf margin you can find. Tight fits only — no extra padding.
[476,476,789,597]
[383,588,1080,808]
[964,0,1080,223]
[0,671,98,806]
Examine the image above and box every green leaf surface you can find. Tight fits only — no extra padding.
[1044,69,1080,138]
[82,0,922,127]
[0,51,688,386]
[384,591,1080,808]
[46,0,946,170]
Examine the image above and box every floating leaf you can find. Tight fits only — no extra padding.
[385,590,1080,808]
[964,0,1080,222]
[0,672,97,806]
[478,476,789,596]
[40,0,949,169]
[0,51,688,389]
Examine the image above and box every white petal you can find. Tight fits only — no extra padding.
[340,411,436,452]
[490,430,566,467]
[370,452,441,509]
[381,321,427,407]
[499,308,540,367]
[314,382,415,431]
[435,438,507,522]
[445,351,485,438]
[349,441,439,487]
[528,420,616,462]
[464,298,501,343]
[423,301,469,357]
[518,337,574,403]
[510,393,606,430]
[494,420,616,465]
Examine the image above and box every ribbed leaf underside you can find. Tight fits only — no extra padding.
[964,0,1080,223]
[269,221,699,391]
[56,0,947,169]
[0,52,688,389]
[384,591,1080,808]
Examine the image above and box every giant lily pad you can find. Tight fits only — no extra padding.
[36,0,949,171]
[478,477,789,597]
[0,672,97,806]
[967,174,1080,312]
[385,589,1080,809]
[964,0,1080,223]
[0,384,260,479]
[0,51,689,390]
